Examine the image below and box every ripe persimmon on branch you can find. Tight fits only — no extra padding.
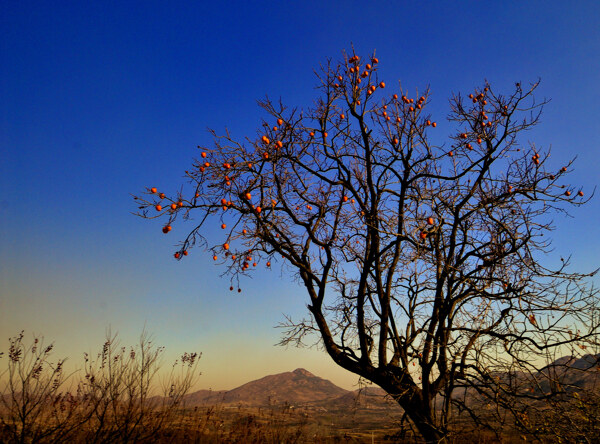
[134,50,599,443]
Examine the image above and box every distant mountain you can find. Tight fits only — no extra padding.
[182,356,600,409]
[536,353,600,392]
[317,386,402,412]
[184,368,349,407]
[542,353,600,371]
[183,389,228,405]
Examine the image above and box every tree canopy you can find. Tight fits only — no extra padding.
[134,50,599,442]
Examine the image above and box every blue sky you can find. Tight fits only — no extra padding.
[1,1,599,390]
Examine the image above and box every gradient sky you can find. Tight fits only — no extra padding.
[2,1,599,391]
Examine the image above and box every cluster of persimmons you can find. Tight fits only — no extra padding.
[135,52,584,293]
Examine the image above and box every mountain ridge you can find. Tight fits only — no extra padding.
[184,368,350,406]
[183,357,600,408]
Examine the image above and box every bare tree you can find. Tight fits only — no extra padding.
[0,331,84,443]
[0,331,200,443]
[134,49,599,443]
[79,330,200,443]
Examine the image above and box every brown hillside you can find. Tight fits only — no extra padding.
[182,356,600,409]
[184,368,348,407]
[221,368,349,406]
[183,389,228,405]
[318,386,403,412]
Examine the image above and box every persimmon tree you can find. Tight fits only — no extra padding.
[134,51,599,442]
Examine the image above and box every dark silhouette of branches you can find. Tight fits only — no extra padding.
[134,49,599,443]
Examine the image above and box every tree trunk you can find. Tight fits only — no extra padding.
[413,419,446,444]
[399,397,447,443]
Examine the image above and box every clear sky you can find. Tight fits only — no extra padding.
[2,1,599,391]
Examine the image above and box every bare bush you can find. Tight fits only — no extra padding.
[0,331,84,443]
[0,330,200,443]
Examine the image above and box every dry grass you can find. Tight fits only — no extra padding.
[2,331,599,443]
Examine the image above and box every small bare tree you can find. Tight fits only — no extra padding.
[0,331,201,443]
[134,49,599,442]
[79,330,200,443]
[0,331,83,443]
